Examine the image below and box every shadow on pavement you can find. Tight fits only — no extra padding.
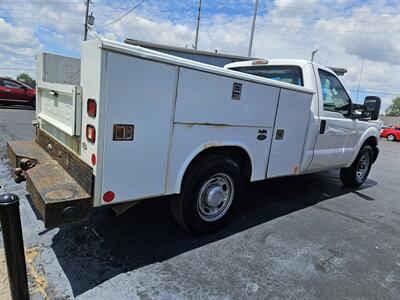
[50,169,376,296]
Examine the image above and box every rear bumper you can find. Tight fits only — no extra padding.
[7,129,93,228]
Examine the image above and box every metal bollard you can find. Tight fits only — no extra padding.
[0,193,29,300]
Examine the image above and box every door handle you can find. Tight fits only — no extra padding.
[319,120,326,134]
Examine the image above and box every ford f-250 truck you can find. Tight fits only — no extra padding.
[7,38,381,233]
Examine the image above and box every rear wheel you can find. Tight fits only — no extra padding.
[30,97,36,109]
[170,155,244,234]
[387,134,395,141]
[340,145,373,187]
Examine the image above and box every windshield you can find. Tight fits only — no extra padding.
[230,65,303,86]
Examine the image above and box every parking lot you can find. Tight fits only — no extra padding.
[0,106,399,299]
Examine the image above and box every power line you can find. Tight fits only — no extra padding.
[0,1,83,4]
[349,90,400,96]
[95,0,146,28]
[356,57,365,102]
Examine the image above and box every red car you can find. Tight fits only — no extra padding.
[0,77,36,108]
[380,126,400,141]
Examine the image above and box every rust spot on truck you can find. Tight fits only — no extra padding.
[182,122,228,129]
[45,189,74,200]
[201,142,222,150]
[293,165,299,174]
[183,123,194,129]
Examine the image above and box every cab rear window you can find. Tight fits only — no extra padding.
[230,66,303,86]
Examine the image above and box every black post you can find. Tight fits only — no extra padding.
[0,193,29,300]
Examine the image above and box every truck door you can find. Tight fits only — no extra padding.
[309,68,357,170]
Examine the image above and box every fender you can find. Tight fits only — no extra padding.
[173,141,254,194]
[344,126,380,168]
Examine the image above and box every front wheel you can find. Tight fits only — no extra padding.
[387,134,395,141]
[340,145,373,187]
[170,155,244,234]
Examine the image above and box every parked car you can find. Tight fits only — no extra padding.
[0,77,36,108]
[380,126,400,141]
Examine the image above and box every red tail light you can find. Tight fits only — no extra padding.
[87,99,97,117]
[91,153,96,166]
[103,191,115,202]
[86,125,96,143]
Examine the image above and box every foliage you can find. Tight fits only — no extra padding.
[385,97,400,116]
[16,73,36,88]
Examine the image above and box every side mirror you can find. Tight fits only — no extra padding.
[362,96,381,120]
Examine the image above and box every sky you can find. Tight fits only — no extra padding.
[0,0,399,111]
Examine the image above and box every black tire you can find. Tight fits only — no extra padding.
[387,134,396,142]
[31,97,36,109]
[171,155,244,234]
[340,145,373,187]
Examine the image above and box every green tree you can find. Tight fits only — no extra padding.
[16,73,36,88]
[385,97,400,116]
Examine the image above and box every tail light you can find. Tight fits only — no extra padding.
[86,125,96,143]
[87,99,97,117]
[103,191,115,202]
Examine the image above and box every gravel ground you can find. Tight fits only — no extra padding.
[0,249,11,300]
[0,106,399,299]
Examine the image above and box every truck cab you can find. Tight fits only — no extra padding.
[225,59,381,175]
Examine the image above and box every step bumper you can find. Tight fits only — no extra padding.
[7,130,93,228]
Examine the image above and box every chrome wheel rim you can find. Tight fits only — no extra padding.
[388,135,394,141]
[197,173,234,222]
[356,153,370,181]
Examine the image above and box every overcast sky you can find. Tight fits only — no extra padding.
[0,0,399,110]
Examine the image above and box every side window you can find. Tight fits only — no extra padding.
[3,80,21,89]
[318,69,351,115]
[231,66,303,86]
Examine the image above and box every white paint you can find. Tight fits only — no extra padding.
[266,89,312,178]
[36,81,81,136]
[34,38,380,207]
[100,51,178,203]
[175,68,280,127]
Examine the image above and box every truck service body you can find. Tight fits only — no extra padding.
[7,38,381,233]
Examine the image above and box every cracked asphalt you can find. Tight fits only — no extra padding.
[0,106,399,299]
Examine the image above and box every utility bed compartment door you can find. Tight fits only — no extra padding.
[36,81,82,136]
[267,89,312,178]
[101,52,178,203]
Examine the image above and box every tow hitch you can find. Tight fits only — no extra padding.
[14,158,37,183]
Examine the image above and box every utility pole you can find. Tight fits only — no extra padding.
[356,57,365,103]
[248,0,259,57]
[83,0,92,41]
[194,0,202,49]
[311,49,318,61]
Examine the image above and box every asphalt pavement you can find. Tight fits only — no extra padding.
[0,106,399,299]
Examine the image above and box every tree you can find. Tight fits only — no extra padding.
[385,97,400,116]
[16,73,36,88]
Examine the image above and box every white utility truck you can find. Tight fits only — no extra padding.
[7,38,381,233]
